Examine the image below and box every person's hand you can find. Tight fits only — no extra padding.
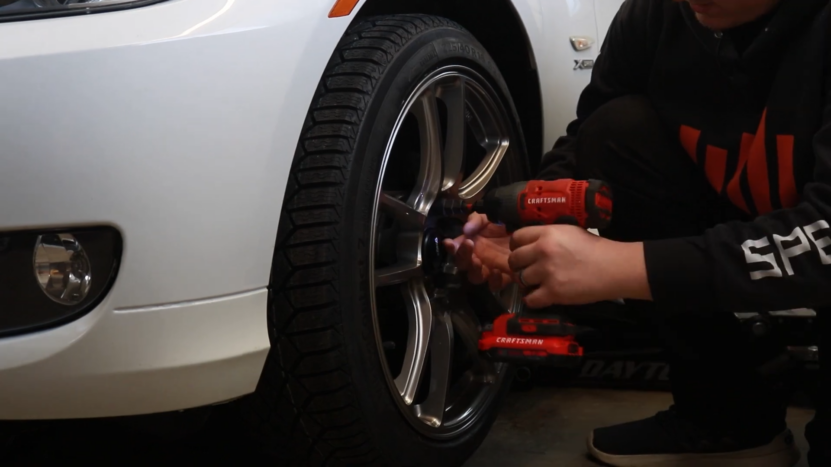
[507,225,651,308]
[443,213,514,291]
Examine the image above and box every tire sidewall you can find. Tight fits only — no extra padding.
[339,24,529,466]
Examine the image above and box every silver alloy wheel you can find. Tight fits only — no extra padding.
[370,65,524,439]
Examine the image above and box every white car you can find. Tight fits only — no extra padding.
[0,0,623,464]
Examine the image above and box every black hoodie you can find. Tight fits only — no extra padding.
[538,0,831,313]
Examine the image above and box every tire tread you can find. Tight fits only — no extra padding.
[240,14,469,467]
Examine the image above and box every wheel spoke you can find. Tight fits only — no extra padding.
[408,86,443,214]
[452,305,497,383]
[437,77,466,191]
[444,370,475,413]
[456,140,509,199]
[375,258,423,287]
[380,193,426,229]
[450,311,482,364]
[395,278,432,405]
[456,86,510,200]
[376,192,424,288]
[416,306,454,427]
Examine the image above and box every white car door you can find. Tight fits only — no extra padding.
[512,0,625,149]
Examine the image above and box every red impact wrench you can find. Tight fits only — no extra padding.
[438,179,613,366]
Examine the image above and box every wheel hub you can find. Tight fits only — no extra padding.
[421,228,446,277]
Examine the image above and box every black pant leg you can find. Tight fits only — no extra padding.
[570,95,789,437]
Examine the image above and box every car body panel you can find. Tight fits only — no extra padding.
[0,0,358,308]
[0,0,624,418]
[0,289,269,419]
[530,0,602,151]
[0,0,358,419]
[514,0,625,152]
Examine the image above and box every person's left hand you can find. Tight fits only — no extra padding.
[443,213,514,291]
[507,225,651,308]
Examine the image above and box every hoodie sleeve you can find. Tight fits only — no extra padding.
[536,0,661,181]
[644,97,831,313]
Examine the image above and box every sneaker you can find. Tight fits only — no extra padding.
[586,407,800,466]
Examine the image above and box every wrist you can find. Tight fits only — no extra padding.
[596,239,652,301]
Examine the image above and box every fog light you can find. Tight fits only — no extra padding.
[0,227,121,337]
[34,233,92,305]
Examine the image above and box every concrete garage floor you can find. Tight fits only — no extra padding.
[6,388,813,466]
[466,388,813,467]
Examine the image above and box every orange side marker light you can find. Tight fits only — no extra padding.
[329,0,360,18]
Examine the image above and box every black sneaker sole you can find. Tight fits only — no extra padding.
[587,429,801,466]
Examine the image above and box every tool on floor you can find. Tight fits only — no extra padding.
[438,179,614,367]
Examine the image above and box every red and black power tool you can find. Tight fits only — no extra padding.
[478,313,585,366]
[439,178,613,232]
[439,179,613,366]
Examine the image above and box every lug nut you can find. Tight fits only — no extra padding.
[751,320,769,337]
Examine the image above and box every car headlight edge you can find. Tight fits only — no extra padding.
[0,0,166,22]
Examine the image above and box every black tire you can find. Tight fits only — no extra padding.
[240,14,530,467]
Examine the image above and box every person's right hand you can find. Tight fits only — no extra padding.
[442,213,514,291]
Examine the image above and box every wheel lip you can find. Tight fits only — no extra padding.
[368,64,516,440]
